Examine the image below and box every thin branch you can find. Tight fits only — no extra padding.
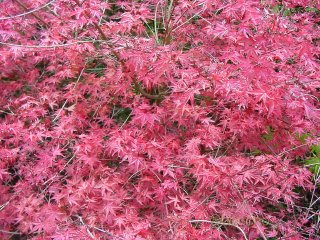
[172,9,205,32]
[119,111,132,129]
[122,168,146,188]
[133,80,166,100]
[91,226,124,240]
[251,216,267,240]
[92,22,108,40]
[72,0,108,40]
[0,0,55,20]
[163,0,175,45]
[0,40,104,49]
[307,175,320,216]
[0,200,11,212]
[75,215,123,239]
[189,220,248,240]
[154,1,160,44]
[41,153,75,187]
[189,192,215,213]
[0,109,15,115]
[167,0,174,20]
[0,191,21,212]
[52,66,85,122]
[168,165,191,169]
[76,215,96,240]
[13,0,48,26]
[0,229,20,235]
[277,143,310,157]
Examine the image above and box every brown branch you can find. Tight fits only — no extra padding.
[189,220,248,240]
[92,22,107,40]
[133,80,167,100]
[72,0,108,40]
[14,0,48,27]
[0,0,55,21]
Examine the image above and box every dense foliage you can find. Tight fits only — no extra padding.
[0,0,319,239]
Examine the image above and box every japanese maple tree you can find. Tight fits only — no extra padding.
[0,0,319,239]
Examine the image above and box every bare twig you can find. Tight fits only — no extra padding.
[307,174,320,216]
[168,165,191,169]
[119,111,132,129]
[122,168,146,188]
[41,153,76,190]
[277,143,310,157]
[0,200,11,212]
[13,0,48,26]
[251,216,267,240]
[0,109,15,115]
[189,219,248,240]
[0,229,20,235]
[154,1,160,44]
[72,0,108,40]
[75,215,123,239]
[133,80,167,100]
[0,0,55,20]
[52,66,86,122]
[76,215,96,239]
[0,40,104,49]
[0,191,21,212]
[172,9,205,32]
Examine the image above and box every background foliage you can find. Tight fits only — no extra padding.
[0,0,319,239]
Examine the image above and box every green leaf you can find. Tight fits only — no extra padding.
[311,145,320,157]
[296,132,309,143]
[111,107,132,124]
[262,126,274,141]
[305,7,317,13]
[305,157,320,175]
[272,4,283,13]
[283,9,292,16]
[250,149,262,156]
